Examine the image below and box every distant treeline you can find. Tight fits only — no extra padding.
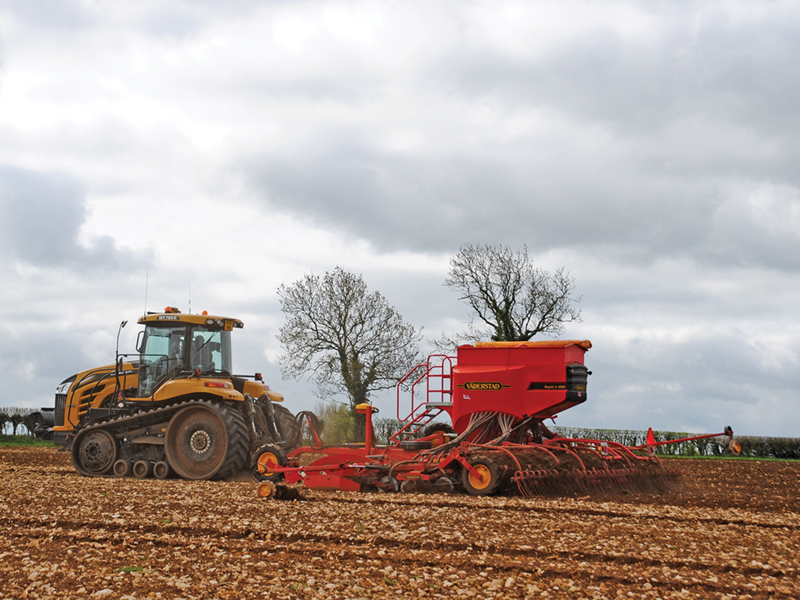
[0,407,35,435]
[2,405,797,459]
[553,426,800,460]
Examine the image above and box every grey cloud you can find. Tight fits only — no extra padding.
[137,6,206,40]
[239,3,800,273]
[573,328,800,437]
[0,165,152,271]
[432,12,800,183]
[436,11,800,131]
[131,1,309,41]
[0,329,86,410]
[705,182,800,270]
[0,0,282,40]
[241,136,718,264]
[0,166,85,264]
[0,0,94,30]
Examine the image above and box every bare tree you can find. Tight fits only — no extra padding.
[278,268,422,436]
[9,409,26,435]
[440,244,581,347]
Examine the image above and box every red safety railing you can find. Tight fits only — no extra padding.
[396,354,454,422]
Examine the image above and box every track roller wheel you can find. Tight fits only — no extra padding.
[133,460,152,479]
[461,457,502,496]
[257,480,276,499]
[252,443,287,482]
[113,459,132,477]
[153,461,172,480]
[165,401,249,480]
[73,429,118,476]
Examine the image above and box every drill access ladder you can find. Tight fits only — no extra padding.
[393,354,455,441]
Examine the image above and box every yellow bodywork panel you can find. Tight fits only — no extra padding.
[265,389,284,403]
[239,380,284,402]
[54,362,137,433]
[152,378,244,403]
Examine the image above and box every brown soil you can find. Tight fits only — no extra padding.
[1,447,798,599]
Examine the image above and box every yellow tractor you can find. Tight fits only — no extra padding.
[51,307,300,481]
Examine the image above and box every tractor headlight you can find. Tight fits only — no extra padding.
[55,381,72,395]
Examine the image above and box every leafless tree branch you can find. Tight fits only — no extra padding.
[439,244,581,349]
[278,267,423,413]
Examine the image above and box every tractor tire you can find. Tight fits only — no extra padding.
[252,443,287,482]
[461,457,502,496]
[273,403,301,449]
[252,404,271,442]
[421,422,455,438]
[164,401,249,480]
[73,429,118,477]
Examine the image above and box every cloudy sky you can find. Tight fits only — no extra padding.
[1,0,798,437]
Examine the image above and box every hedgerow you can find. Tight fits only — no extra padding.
[553,426,800,459]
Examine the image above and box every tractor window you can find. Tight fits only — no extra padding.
[139,326,186,396]
[189,328,232,375]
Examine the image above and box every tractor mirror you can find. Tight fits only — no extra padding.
[135,330,145,353]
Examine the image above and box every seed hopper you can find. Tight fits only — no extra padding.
[255,341,738,498]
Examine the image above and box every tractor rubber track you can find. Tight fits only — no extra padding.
[70,399,248,480]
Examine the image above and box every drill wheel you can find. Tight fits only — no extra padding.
[252,443,287,482]
[461,457,502,496]
[257,480,276,499]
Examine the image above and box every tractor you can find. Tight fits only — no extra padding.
[49,307,302,481]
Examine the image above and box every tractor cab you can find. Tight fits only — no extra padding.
[134,308,243,398]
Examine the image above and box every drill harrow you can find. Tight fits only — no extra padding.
[506,438,686,496]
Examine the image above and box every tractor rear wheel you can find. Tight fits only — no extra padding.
[461,457,502,496]
[421,422,455,438]
[273,404,300,449]
[165,402,249,480]
[421,422,456,447]
[252,443,287,482]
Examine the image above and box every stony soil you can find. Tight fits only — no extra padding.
[1,447,798,599]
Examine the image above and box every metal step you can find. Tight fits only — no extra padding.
[426,402,453,409]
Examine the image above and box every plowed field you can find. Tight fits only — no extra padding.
[1,447,798,599]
